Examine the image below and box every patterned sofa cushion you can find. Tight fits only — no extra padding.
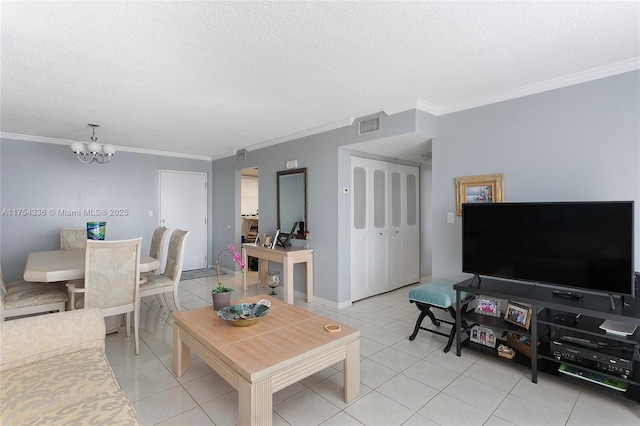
[21,389,139,426]
[0,348,128,425]
[0,309,139,425]
[0,308,105,372]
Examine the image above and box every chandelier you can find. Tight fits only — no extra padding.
[70,124,116,164]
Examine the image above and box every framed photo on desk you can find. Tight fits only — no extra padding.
[504,301,532,330]
[474,296,500,317]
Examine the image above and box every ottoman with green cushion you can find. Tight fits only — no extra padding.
[408,279,472,353]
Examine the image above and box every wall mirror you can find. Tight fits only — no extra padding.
[277,167,307,242]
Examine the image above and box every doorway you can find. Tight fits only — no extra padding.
[159,170,208,271]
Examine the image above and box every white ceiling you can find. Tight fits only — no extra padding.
[1,1,638,161]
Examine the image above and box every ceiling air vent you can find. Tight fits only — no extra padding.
[358,116,380,135]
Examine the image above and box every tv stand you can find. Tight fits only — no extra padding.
[454,277,640,404]
[552,290,584,300]
[609,294,630,310]
[467,274,482,288]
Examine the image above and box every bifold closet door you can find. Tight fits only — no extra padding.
[351,157,388,301]
[351,157,420,302]
[402,168,420,285]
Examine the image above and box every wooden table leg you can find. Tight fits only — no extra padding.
[238,377,272,426]
[242,247,248,292]
[306,256,313,303]
[172,325,191,377]
[344,339,360,403]
[283,258,294,304]
[259,258,268,287]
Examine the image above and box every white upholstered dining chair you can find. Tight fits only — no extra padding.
[140,226,169,307]
[60,227,87,250]
[143,226,169,276]
[1,266,68,321]
[68,237,142,354]
[60,227,88,290]
[139,229,190,312]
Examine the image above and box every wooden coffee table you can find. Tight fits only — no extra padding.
[172,295,360,426]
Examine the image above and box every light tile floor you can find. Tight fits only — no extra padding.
[105,271,640,425]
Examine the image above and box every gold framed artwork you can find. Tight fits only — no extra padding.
[455,173,505,216]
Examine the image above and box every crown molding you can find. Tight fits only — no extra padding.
[232,57,638,152]
[244,116,356,153]
[437,58,640,115]
[0,132,213,161]
[3,60,637,160]
[383,99,440,117]
[406,58,640,117]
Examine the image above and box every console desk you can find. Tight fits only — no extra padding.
[241,244,313,304]
[454,277,640,403]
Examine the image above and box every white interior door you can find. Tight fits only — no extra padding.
[402,167,420,284]
[388,167,404,288]
[351,159,370,301]
[351,157,420,301]
[370,164,389,294]
[351,157,389,301]
[160,170,208,271]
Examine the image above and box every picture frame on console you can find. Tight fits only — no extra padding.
[455,173,505,215]
[504,301,532,330]
[474,296,501,317]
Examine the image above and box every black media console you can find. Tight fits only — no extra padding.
[454,277,640,403]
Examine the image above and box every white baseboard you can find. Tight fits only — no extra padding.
[293,290,349,309]
[294,276,433,310]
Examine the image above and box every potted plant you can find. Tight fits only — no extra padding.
[212,244,245,310]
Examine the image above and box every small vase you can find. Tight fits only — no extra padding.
[266,271,280,295]
[212,291,232,310]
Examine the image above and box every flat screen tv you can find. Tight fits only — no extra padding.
[462,201,634,297]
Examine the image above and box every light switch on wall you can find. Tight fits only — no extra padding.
[447,212,454,224]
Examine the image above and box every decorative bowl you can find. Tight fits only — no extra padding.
[217,302,271,327]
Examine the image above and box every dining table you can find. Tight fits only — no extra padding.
[23,248,160,282]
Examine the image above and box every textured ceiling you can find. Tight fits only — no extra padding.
[1,1,638,160]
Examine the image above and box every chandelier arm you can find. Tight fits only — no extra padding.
[96,154,110,164]
[77,152,92,164]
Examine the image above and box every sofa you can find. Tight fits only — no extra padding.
[0,309,140,425]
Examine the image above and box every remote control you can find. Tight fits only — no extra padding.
[559,335,600,349]
[552,290,584,299]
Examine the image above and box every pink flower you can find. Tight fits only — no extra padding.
[228,244,246,272]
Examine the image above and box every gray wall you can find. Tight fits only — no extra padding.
[0,138,213,282]
[213,109,434,305]
[431,70,640,282]
[3,71,637,305]
[214,69,640,305]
